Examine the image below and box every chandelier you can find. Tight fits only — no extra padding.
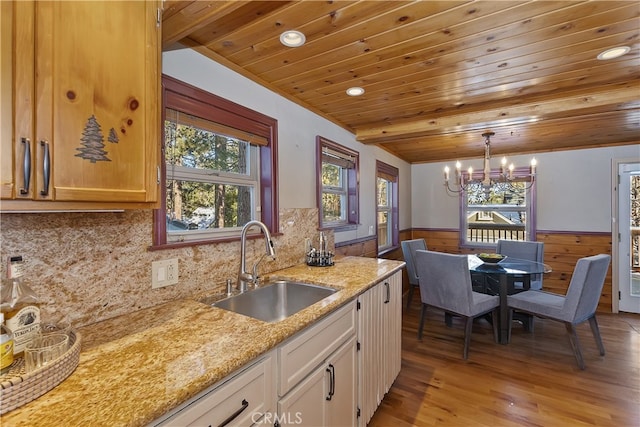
[444,131,537,194]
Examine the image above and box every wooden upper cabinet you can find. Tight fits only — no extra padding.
[2,0,160,210]
[0,2,14,200]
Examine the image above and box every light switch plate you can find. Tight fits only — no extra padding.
[152,258,179,288]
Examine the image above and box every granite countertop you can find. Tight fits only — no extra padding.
[0,256,404,427]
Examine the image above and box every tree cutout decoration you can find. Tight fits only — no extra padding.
[75,115,111,163]
[108,128,119,143]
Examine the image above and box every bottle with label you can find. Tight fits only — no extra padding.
[0,312,14,374]
[1,256,41,357]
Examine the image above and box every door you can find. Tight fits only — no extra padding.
[278,361,327,427]
[382,272,402,394]
[33,1,159,202]
[0,1,13,198]
[326,336,357,427]
[617,162,640,313]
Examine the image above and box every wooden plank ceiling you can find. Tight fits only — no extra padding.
[162,0,640,163]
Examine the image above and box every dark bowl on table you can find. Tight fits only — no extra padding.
[477,253,506,264]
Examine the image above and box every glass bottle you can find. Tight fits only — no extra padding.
[1,256,41,358]
[0,312,14,374]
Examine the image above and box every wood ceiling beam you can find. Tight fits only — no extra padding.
[355,81,640,144]
[162,1,250,48]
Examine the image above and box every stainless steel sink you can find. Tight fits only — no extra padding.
[212,280,337,323]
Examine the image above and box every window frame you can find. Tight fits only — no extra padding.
[316,136,359,231]
[376,160,399,254]
[459,166,537,248]
[152,75,278,249]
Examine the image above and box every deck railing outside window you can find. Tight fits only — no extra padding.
[467,223,526,243]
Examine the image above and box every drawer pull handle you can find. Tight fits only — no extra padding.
[40,140,50,196]
[217,398,249,427]
[384,281,390,303]
[20,138,31,195]
[326,363,335,401]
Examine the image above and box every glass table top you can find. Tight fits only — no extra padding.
[467,254,552,275]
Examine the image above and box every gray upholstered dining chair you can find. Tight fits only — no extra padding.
[496,239,545,291]
[401,238,427,310]
[415,250,500,359]
[506,254,610,370]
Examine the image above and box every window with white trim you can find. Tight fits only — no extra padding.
[461,169,536,247]
[317,136,359,230]
[377,161,399,252]
[164,109,260,241]
[153,75,278,247]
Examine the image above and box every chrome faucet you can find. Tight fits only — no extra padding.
[238,220,276,292]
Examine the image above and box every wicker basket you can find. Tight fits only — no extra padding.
[0,330,81,414]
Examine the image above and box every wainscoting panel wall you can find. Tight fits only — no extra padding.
[408,229,613,312]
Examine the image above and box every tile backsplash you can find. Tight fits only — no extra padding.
[0,208,325,327]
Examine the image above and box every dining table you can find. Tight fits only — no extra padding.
[468,254,552,344]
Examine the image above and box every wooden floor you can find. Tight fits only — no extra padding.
[368,301,640,427]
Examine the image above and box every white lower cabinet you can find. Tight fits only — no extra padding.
[276,302,357,427]
[357,271,403,425]
[154,352,275,426]
[277,336,357,427]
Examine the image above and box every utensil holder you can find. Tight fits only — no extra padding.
[306,252,335,267]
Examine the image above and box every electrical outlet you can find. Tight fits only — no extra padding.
[152,258,179,289]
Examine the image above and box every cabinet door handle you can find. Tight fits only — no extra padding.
[40,140,50,196]
[326,363,335,401]
[217,398,249,427]
[19,138,31,195]
[384,281,390,304]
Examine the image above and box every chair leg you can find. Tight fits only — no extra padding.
[526,314,535,332]
[418,304,427,339]
[565,322,585,370]
[588,315,606,356]
[445,312,453,327]
[507,309,514,343]
[406,285,415,310]
[491,308,499,343]
[513,312,535,332]
[463,316,473,360]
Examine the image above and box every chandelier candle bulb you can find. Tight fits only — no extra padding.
[443,130,538,194]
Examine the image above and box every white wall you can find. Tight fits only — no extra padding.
[411,145,640,232]
[163,49,411,243]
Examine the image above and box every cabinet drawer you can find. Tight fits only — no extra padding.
[278,302,356,396]
[156,353,274,426]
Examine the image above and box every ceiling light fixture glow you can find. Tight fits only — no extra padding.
[597,46,630,60]
[346,87,365,96]
[443,131,537,195]
[280,30,306,47]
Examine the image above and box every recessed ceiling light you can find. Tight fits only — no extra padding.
[346,87,365,96]
[597,46,630,60]
[280,30,306,47]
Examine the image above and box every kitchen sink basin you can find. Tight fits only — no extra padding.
[212,280,337,323]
